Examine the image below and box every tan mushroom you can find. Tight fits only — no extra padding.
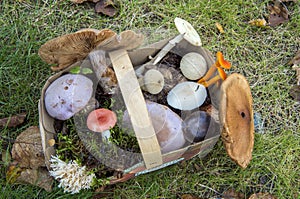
[97,30,144,51]
[38,29,116,71]
[219,73,254,169]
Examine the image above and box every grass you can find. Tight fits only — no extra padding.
[0,0,299,198]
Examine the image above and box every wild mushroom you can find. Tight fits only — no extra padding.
[139,69,164,94]
[88,30,144,94]
[122,101,185,153]
[200,67,227,87]
[182,111,213,143]
[180,52,207,80]
[86,108,117,142]
[198,51,231,86]
[38,29,116,71]
[219,73,254,169]
[152,17,201,65]
[167,81,207,110]
[86,108,117,132]
[44,74,93,120]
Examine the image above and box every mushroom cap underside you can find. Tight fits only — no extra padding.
[219,73,254,169]
[38,29,116,69]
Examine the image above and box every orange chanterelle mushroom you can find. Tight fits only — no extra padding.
[219,73,254,169]
[198,51,231,87]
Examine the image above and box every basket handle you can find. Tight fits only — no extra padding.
[109,49,163,169]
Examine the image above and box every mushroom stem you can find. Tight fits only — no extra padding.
[197,51,231,84]
[101,130,111,143]
[199,67,227,87]
[152,34,184,65]
[197,63,218,84]
[200,75,221,87]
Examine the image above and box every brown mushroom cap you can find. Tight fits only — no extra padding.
[97,30,144,51]
[219,73,254,169]
[38,29,116,71]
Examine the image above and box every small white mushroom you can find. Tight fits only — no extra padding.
[152,17,202,65]
[167,81,207,110]
[180,52,207,80]
[139,69,164,94]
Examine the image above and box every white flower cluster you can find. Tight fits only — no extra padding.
[49,156,95,194]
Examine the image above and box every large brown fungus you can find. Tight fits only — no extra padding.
[219,73,254,169]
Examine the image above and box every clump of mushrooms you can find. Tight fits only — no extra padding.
[86,108,117,142]
[198,51,231,87]
[44,74,93,120]
[219,73,254,169]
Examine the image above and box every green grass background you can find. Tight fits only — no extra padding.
[0,0,299,198]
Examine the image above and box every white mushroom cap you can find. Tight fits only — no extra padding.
[143,69,164,94]
[174,17,202,46]
[180,52,207,80]
[45,74,93,120]
[167,81,207,110]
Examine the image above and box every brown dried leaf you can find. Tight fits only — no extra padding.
[248,19,268,27]
[289,50,300,66]
[70,0,98,3]
[290,85,300,102]
[0,113,26,128]
[180,194,201,199]
[15,167,53,192]
[268,0,289,27]
[11,126,45,169]
[215,22,225,33]
[248,192,277,199]
[95,0,118,17]
[223,189,245,199]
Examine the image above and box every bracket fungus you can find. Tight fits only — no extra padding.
[219,73,254,169]
[38,29,116,71]
[198,51,231,87]
[180,52,207,80]
[44,74,93,120]
[152,17,201,65]
[167,81,207,110]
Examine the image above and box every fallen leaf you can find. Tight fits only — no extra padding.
[248,19,268,27]
[11,126,45,169]
[15,167,53,192]
[290,85,300,102]
[223,189,245,199]
[6,163,23,183]
[180,194,201,199]
[268,0,289,27]
[289,50,300,66]
[215,22,225,33]
[95,0,118,17]
[70,0,98,3]
[0,113,26,128]
[292,65,300,85]
[248,192,277,199]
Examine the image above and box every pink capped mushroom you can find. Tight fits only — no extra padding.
[86,108,117,132]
